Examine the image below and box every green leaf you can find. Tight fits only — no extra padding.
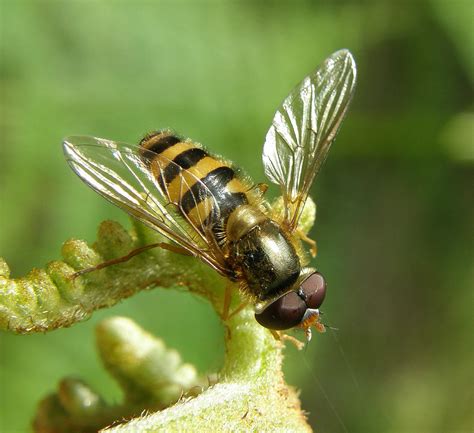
[2,197,316,431]
[0,219,226,333]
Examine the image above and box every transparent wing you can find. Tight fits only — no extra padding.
[63,136,229,275]
[262,49,357,230]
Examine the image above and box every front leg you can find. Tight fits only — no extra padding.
[270,330,305,351]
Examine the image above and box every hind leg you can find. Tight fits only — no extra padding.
[72,242,191,278]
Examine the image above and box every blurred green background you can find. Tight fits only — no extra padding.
[1,1,473,432]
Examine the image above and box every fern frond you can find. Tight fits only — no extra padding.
[2,196,317,432]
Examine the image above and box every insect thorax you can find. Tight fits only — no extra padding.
[227,206,301,301]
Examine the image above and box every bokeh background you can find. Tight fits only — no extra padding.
[1,1,473,432]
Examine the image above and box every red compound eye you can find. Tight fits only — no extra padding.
[300,272,326,309]
[254,291,306,330]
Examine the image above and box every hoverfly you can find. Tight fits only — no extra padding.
[63,49,356,341]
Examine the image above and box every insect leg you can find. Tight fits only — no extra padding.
[71,242,191,278]
[255,183,269,195]
[227,301,249,320]
[158,243,193,256]
[297,229,317,257]
[270,330,305,351]
[221,283,233,320]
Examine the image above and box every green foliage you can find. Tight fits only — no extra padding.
[32,312,310,432]
[105,310,309,433]
[0,219,223,334]
[1,200,316,431]
[34,317,205,432]
[1,1,473,432]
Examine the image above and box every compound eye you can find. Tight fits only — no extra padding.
[300,272,326,309]
[254,292,306,330]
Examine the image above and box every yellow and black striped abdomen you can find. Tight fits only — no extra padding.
[140,130,251,234]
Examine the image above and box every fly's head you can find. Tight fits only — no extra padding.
[254,269,327,339]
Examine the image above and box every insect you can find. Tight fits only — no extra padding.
[63,49,356,341]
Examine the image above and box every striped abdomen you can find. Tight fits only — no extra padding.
[140,130,251,235]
